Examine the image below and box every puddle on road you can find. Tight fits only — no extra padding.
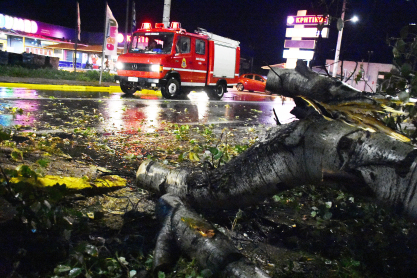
[0,87,296,132]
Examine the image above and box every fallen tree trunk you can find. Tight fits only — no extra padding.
[137,117,417,216]
[136,60,417,274]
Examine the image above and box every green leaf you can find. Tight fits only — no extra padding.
[118,256,129,266]
[84,244,99,257]
[392,47,401,58]
[158,271,166,278]
[69,268,82,277]
[351,260,360,267]
[272,195,282,202]
[36,158,50,168]
[208,147,219,155]
[396,39,406,53]
[178,152,185,162]
[0,129,11,141]
[11,149,24,161]
[401,63,412,77]
[213,151,223,160]
[17,165,37,178]
[54,265,71,273]
[323,211,332,220]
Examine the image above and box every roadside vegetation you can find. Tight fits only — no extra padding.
[0,64,116,83]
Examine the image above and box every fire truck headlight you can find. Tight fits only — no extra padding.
[116,62,124,70]
[150,64,161,72]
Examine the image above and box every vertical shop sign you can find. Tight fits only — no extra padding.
[104,4,118,56]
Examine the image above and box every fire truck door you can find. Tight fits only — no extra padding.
[172,36,193,84]
[193,38,208,84]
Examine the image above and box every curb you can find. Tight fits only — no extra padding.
[0,82,122,93]
[0,82,162,96]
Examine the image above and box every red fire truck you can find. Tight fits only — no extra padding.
[115,22,240,99]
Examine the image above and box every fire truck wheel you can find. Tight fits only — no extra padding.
[161,78,180,99]
[120,82,137,95]
[236,83,244,91]
[208,83,225,100]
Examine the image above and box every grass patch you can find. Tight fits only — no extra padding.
[0,65,115,83]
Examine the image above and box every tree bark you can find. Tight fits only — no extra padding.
[265,60,367,102]
[153,194,269,277]
[137,117,417,217]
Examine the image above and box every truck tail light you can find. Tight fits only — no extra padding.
[141,23,152,29]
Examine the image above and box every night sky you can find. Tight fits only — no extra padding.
[1,0,416,71]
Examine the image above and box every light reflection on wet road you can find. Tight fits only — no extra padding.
[0,87,296,132]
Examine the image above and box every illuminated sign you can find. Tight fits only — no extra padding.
[284,40,316,49]
[117,33,124,43]
[283,49,314,60]
[0,13,38,34]
[286,27,328,38]
[116,34,132,45]
[287,15,329,26]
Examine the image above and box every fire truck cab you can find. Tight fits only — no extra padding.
[115,22,240,99]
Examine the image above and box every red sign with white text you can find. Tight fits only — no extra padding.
[287,15,329,26]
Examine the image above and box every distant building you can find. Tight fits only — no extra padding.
[325,59,395,93]
[0,12,125,70]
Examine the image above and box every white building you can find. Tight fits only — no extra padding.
[325,59,395,93]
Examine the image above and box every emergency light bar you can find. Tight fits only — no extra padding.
[155,23,165,28]
[141,22,152,29]
[170,22,181,29]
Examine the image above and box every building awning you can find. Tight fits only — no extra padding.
[46,42,88,50]
[46,43,123,55]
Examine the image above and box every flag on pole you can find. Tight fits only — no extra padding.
[77,2,81,41]
[104,4,118,56]
[131,1,136,32]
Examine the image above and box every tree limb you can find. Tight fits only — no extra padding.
[153,194,269,277]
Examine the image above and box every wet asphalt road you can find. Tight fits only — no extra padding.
[0,87,296,133]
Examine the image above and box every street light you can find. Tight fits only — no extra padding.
[332,0,359,77]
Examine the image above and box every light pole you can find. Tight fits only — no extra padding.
[123,0,130,54]
[332,0,358,77]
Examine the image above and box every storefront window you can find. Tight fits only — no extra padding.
[8,36,24,53]
[25,38,41,47]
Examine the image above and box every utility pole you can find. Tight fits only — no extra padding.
[162,0,171,27]
[332,0,346,77]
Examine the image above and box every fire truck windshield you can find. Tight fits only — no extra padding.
[129,32,174,54]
